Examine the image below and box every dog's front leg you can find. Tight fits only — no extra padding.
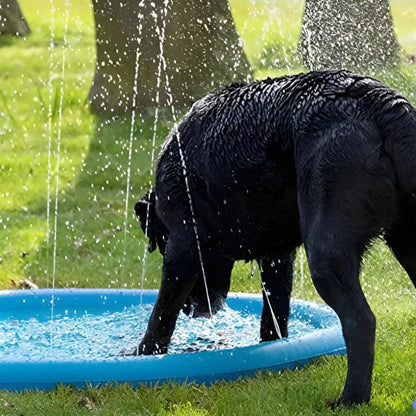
[138,228,199,355]
[258,251,295,342]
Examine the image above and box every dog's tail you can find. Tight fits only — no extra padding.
[378,94,416,197]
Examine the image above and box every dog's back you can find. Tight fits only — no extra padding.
[155,70,416,248]
[159,70,415,185]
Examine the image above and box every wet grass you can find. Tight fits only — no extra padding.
[0,0,415,415]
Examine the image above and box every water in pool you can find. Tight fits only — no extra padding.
[0,303,316,362]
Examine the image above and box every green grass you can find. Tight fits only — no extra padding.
[0,0,416,414]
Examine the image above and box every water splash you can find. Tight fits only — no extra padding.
[0,302,316,360]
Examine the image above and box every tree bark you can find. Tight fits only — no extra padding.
[299,0,400,71]
[0,0,30,36]
[89,0,251,117]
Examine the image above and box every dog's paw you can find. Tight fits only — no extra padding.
[325,395,369,411]
[138,340,168,355]
[325,397,342,411]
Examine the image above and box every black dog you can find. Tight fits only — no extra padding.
[135,70,416,405]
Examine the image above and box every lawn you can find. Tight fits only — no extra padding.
[0,0,415,414]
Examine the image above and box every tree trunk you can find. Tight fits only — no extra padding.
[89,0,251,117]
[0,0,30,36]
[299,0,400,71]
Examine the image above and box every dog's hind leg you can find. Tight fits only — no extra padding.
[303,219,374,404]
[138,225,200,355]
[183,253,234,317]
[294,119,404,404]
[258,251,295,342]
[385,199,416,288]
[203,254,234,313]
[298,190,375,405]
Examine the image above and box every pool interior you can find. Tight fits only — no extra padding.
[0,291,331,362]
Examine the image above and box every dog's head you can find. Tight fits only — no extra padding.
[135,191,168,255]
[136,191,229,318]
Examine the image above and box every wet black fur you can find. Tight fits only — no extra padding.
[134,70,416,405]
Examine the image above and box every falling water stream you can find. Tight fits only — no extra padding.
[48,0,71,343]
[122,1,146,270]
[45,0,56,290]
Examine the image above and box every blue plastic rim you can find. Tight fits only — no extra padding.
[0,289,346,391]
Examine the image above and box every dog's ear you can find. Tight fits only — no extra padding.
[135,191,157,253]
[155,220,168,256]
